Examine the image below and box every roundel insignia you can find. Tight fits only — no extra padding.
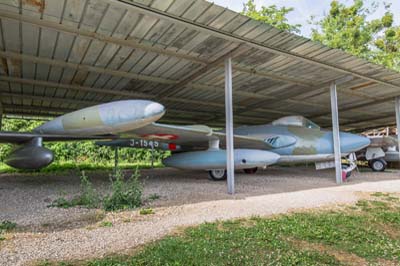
[141,134,178,140]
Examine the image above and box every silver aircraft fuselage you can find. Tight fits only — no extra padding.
[231,124,371,163]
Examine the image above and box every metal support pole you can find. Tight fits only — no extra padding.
[114,147,119,175]
[225,57,234,194]
[395,97,400,164]
[330,82,342,184]
[151,142,154,168]
[0,101,3,131]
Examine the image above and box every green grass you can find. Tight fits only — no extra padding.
[99,221,113,228]
[0,161,164,174]
[139,208,154,215]
[38,194,400,266]
[147,193,160,201]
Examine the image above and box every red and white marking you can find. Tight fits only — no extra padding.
[141,134,178,140]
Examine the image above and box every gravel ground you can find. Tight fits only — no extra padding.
[0,166,399,265]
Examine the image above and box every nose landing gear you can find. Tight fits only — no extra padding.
[342,153,358,181]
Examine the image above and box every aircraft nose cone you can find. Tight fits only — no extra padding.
[144,102,165,118]
[341,133,371,153]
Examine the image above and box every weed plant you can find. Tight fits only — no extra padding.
[50,169,143,212]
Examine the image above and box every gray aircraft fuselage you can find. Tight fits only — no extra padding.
[231,124,370,162]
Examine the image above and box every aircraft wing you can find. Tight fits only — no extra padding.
[121,123,271,149]
[0,122,287,151]
[0,131,114,144]
[368,136,398,148]
[0,123,268,149]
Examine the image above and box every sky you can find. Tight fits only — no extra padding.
[208,0,400,37]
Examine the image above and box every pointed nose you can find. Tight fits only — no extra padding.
[340,133,370,153]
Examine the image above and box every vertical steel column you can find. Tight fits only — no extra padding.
[225,57,234,194]
[395,97,400,163]
[150,142,155,168]
[0,101,3,131]
[330,82,342,184]
[114,147,119,175]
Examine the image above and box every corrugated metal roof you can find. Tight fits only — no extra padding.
[0,0,399,131]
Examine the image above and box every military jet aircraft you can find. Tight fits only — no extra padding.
[0,100,370,180]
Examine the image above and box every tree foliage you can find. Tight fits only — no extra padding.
[311,0,400,71]
[241,0,301,33]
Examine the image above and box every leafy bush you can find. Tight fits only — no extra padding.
[76,171,101,208]
[0,220,16,231]
[49,171,101,209]
[0,220,17,241]
[103,169,143,211]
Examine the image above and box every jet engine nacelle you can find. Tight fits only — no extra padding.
[163,149,280,170]
[4,138,54,170]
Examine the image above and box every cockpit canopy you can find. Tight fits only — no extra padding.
[271,116,320,129]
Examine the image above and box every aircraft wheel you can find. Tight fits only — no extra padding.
[341,164,352,179]
[243,167,258,174]
[208,169,227,181]
[370,159,386,172]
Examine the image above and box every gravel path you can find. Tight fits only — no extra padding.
[0,167,399,265]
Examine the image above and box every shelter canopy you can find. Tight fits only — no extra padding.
[0,0,399,131]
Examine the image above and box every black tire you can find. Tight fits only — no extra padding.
[370,159,386,172]
[243,167,258,174]
[208,169,227,181]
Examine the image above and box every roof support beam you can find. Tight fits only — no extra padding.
[0,75,378,124]
[340,114,394,127]
[0,51,176,86]
[0,76,151,98]
[0,9,350,92]
[115,0,400,91]
[310,96,396,119]
[0,92,94,106]
[0,43,320,95]
[0,10,207,66]
[5,52,377,119]
[0,77,293,118]
[3,104,70,114]
[158,44,249,98]
[231,65,317,87]
[0,46,378,113]
[0,75,346,112]
[4,9,397,97]
[1,91,274,123]
[351,122,397,133]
